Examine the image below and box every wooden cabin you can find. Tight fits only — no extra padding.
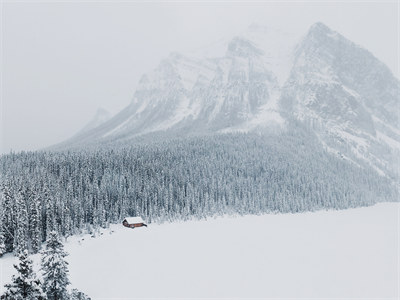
[122,217,147,228]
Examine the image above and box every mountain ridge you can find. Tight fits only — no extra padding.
[55,22,400,179]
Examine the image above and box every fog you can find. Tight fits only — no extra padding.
[1,1,398,153]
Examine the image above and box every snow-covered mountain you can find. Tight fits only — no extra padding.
[63,24,299,144]
[62,22,399,178]
[281,22,400,177]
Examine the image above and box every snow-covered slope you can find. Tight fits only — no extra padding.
[59,22,399,178]
[1,203,398,299]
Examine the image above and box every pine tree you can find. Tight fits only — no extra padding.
[13,190,28,255]
[1,182,15,253]
[30,198,42,253]
[70,289,91,300]
[41,231,70,300]
[0,202,7,257]
[1,250,45,300]
[0,227,6,257]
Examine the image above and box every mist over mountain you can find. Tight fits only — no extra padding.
[74,108,112,136]
[59,22,399,179]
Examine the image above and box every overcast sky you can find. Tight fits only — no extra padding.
[1,1,398,154]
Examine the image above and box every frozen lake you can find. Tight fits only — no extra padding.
[1,203,398,299]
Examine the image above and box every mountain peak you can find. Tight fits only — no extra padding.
[295,22,343,56]
[308,22,332,34]
[304,22,340,42]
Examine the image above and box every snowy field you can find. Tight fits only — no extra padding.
[1,203,399,299]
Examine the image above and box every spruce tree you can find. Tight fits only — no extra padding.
[70,289,91,300]
[41,231,70,300]
[30,198,42,254]
[0,228,6,257]
[0,208,6,257]
[1,250,45,300]
[13,190,28,255]
[0,182,15,253]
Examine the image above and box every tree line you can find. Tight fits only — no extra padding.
[0,131,397,255]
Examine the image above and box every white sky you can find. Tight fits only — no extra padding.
[1,1,399,154]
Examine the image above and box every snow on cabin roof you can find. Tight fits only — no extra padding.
[124,217,144,224]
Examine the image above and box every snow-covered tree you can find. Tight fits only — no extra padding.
[13,190,28,255]
[0,228,6,257]
[1,250,45,300]
[30,196,42,254]
[0,204,7,257]
[70,289,90,300]
[1,182,15,254]
[41,231,70,300]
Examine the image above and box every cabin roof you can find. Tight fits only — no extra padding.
[124,217,144,224]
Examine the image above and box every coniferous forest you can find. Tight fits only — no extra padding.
[0,129,398,255]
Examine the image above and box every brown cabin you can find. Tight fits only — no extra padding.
[122,217,147,228]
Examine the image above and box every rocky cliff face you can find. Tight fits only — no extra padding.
[281,22,399,177]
